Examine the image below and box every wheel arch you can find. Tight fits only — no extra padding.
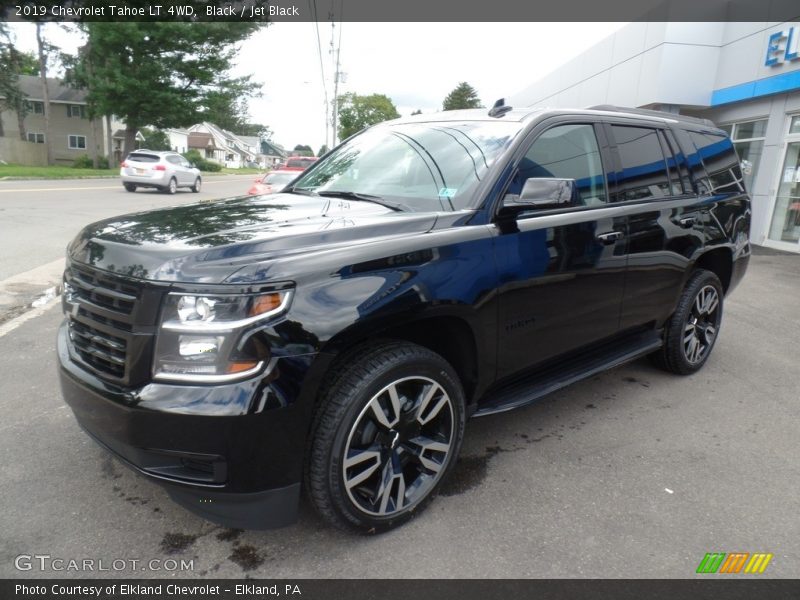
[318,311,485,408]
[693,246,733,293]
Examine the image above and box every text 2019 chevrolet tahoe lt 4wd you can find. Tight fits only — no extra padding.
[58,104,750,532]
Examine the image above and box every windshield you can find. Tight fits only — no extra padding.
[291,121,521,211]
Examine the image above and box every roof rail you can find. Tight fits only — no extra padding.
[488,98,513,118]
[587,105,716,128]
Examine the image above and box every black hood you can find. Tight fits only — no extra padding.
[68,194,438,284]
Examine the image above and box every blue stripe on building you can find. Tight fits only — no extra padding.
[712,69,800,106]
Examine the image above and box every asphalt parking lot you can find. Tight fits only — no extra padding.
[0,242,797,579]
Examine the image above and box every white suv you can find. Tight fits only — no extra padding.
[120,150,202,194]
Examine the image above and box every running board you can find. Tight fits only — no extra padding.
[474,331,663,417]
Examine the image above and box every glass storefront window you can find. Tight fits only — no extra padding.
[790,116,800,135]
[733,120,767,140]
[768,141,800,244]
[722,119,768,192]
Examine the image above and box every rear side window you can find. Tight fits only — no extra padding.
[127,153,159,163]
[688,132,744,194]
[609,125,671,202]
[166,155,181,164]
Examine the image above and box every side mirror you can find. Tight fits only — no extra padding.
[503,178,579,213]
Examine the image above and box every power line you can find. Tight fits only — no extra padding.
[309,0,329,148]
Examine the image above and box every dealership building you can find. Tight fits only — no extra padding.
[510,22,800,253]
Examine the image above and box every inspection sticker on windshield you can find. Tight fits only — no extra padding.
[439,187,457,198]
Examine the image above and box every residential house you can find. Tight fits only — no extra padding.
[260,139,287,168]
[187,122,257,168]
[236,135,288,168]
[111,129,146,164]
[165,128,190,154]
[0,74,125,166]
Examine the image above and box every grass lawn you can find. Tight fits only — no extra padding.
[218,167,265,175]
[0,164,118,179]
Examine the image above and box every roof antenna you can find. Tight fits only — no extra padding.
[488,98,512,118]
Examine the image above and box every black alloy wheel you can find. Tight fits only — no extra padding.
[306,341,465,532]
[650,269,724,375]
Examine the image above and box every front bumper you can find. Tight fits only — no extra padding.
[57,322,322,529]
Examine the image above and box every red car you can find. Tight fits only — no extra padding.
[247,170,298,196]
[279,156,318,171]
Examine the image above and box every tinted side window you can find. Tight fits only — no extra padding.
[509,123,607,207]
[166,155,180,164]
[658,131,685,196]
[688,132,744,194]
[610,125,670,202]
[663,129,693,193]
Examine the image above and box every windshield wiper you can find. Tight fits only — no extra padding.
[315,190,406,212]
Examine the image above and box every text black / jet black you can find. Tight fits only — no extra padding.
[58,104,750,532]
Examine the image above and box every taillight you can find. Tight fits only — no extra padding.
[154,164,166,171]
[120,161,128,168]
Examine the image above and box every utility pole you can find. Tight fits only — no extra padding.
[36,23,54,166]
[330,18,343,146]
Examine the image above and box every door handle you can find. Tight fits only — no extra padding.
[676,216,697,228]
[596,231,623,245]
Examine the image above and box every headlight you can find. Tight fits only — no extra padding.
[153,289,292,383]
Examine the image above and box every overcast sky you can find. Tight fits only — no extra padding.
[9,22,626,152]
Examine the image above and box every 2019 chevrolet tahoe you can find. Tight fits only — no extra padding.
[58,104,750,533]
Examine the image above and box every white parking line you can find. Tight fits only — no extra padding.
[0,258,66,338]
[0,295,61,338]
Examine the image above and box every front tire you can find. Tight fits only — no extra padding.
[651,269,723,375]
[191,177,202,193]
[306,341,465,533]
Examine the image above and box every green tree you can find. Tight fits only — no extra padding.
[0,25,38,139]
[65,23,263,157]
[337,93,400,140]
[442,82,482,111]
[238,123,272,138]
[410,109,422,116]
[317,144,329,156]
[201,82,260,133]
[293,144,313,156]
[140,128,171,151]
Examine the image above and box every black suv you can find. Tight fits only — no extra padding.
[58,104,750,533]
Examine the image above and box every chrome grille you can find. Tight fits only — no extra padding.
[63,263,162,386]
[68,319,127,378]
[68,265,138,314]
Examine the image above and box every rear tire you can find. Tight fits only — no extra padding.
[123,183,136,192]
[305,341,465,533]
[650,269,723,375]
[191,177,202,193]
[164,178,177,195]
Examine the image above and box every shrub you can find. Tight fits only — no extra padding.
[71,155,94,169]
[71,155,111,169]
[201,160,222,172]
[181,150,222,172]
